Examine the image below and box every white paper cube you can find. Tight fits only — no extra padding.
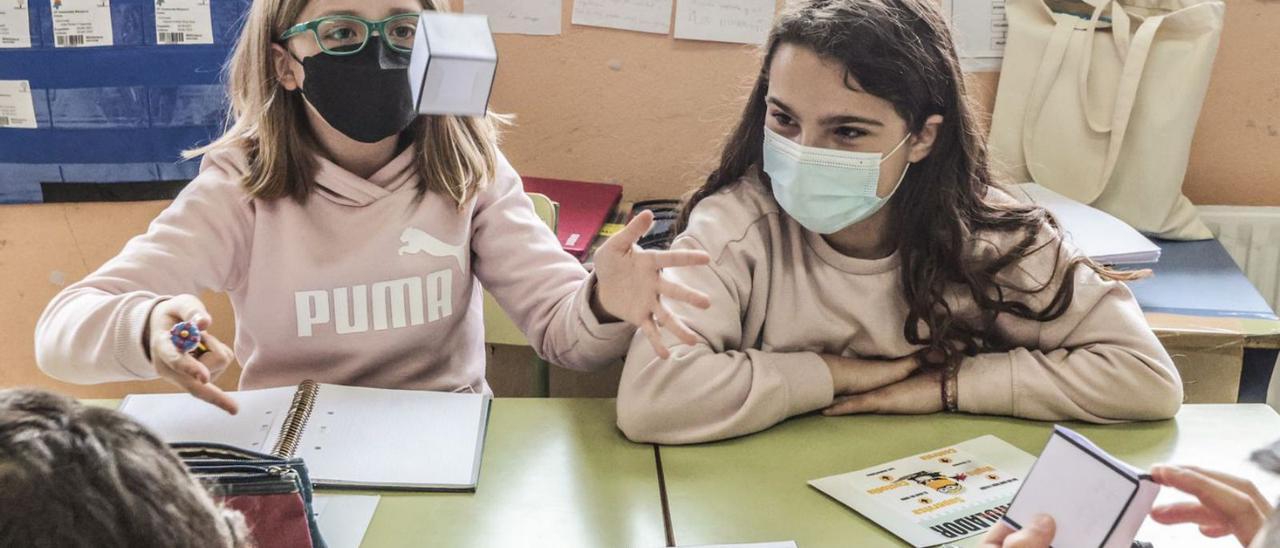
[409,12,498,117]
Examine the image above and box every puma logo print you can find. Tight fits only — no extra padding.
[295,272,453,337]
[399,228,465,268]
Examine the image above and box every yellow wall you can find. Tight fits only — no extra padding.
[2,0,1278,396]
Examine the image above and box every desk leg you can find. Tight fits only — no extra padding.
[654,445,676,548]
[1240,348,1280,403]
[532,358,551,398]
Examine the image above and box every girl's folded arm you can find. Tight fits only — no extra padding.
[958,261,1182,423]
[616,236,834,445]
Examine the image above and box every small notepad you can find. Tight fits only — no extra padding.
[1004,426,1160,548]
[120,382,491,491]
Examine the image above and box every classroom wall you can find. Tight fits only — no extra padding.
[474,0,1280,206]
[2,0,1278,397]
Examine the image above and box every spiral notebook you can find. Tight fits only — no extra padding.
[119,381,492,492]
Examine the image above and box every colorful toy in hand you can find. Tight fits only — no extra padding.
[170,321,209,356]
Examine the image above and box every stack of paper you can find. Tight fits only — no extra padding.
[1014,183,1161,265]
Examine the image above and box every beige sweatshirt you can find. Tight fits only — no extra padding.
[617,174,1182,444]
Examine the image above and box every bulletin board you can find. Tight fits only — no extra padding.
[0,0,248,203]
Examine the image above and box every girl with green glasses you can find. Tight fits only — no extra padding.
[35,0,713,413]
[279,13,420,55]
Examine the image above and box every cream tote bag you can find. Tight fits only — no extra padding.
[988,0,1224,240]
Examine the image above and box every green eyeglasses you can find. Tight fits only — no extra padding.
[279,13,419,55]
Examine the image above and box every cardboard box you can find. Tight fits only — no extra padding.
[1157,329,1244,404]
[1147,312,1280,404]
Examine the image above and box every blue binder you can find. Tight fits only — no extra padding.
[1127,238,1278,321]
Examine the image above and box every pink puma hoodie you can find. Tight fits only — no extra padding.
[35,145,634,393]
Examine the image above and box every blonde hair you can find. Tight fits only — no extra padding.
[186,0,505,205]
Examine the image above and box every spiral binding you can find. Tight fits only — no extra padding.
[271,379,319,458]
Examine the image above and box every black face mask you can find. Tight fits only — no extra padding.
[295,42,418,144]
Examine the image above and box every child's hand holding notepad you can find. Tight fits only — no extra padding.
[1003,426,1160,548]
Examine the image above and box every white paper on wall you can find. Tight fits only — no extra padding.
[673,0,774,45]
[572,0,673,35]
[464,0,561,36]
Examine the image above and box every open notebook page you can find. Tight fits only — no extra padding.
[295,384,489,489]
[119,386,297,452]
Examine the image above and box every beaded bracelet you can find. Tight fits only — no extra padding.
[942,365,960,412]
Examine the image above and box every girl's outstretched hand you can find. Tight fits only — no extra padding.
[145,295,239,415]
[592,210,712,358]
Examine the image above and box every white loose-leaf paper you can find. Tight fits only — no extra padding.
[0,0,33,48]
[50,0,113,48]
[155,0,214,45]
[0,80,38,128]
[312,495,380,548]
[464,0,560,35]
[673,0,774,45]
[944,0,1006,72]
[572,0,673,35]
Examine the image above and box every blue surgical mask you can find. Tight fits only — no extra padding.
[762,126,912,234]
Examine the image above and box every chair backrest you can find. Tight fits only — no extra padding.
[482,193,559,346]
[529,192,559,231]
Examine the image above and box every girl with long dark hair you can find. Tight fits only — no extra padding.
[617,0,1181,444]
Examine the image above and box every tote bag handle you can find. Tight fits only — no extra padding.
[1021,3,1164,202]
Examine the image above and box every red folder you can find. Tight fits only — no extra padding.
[522,177,623,261]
